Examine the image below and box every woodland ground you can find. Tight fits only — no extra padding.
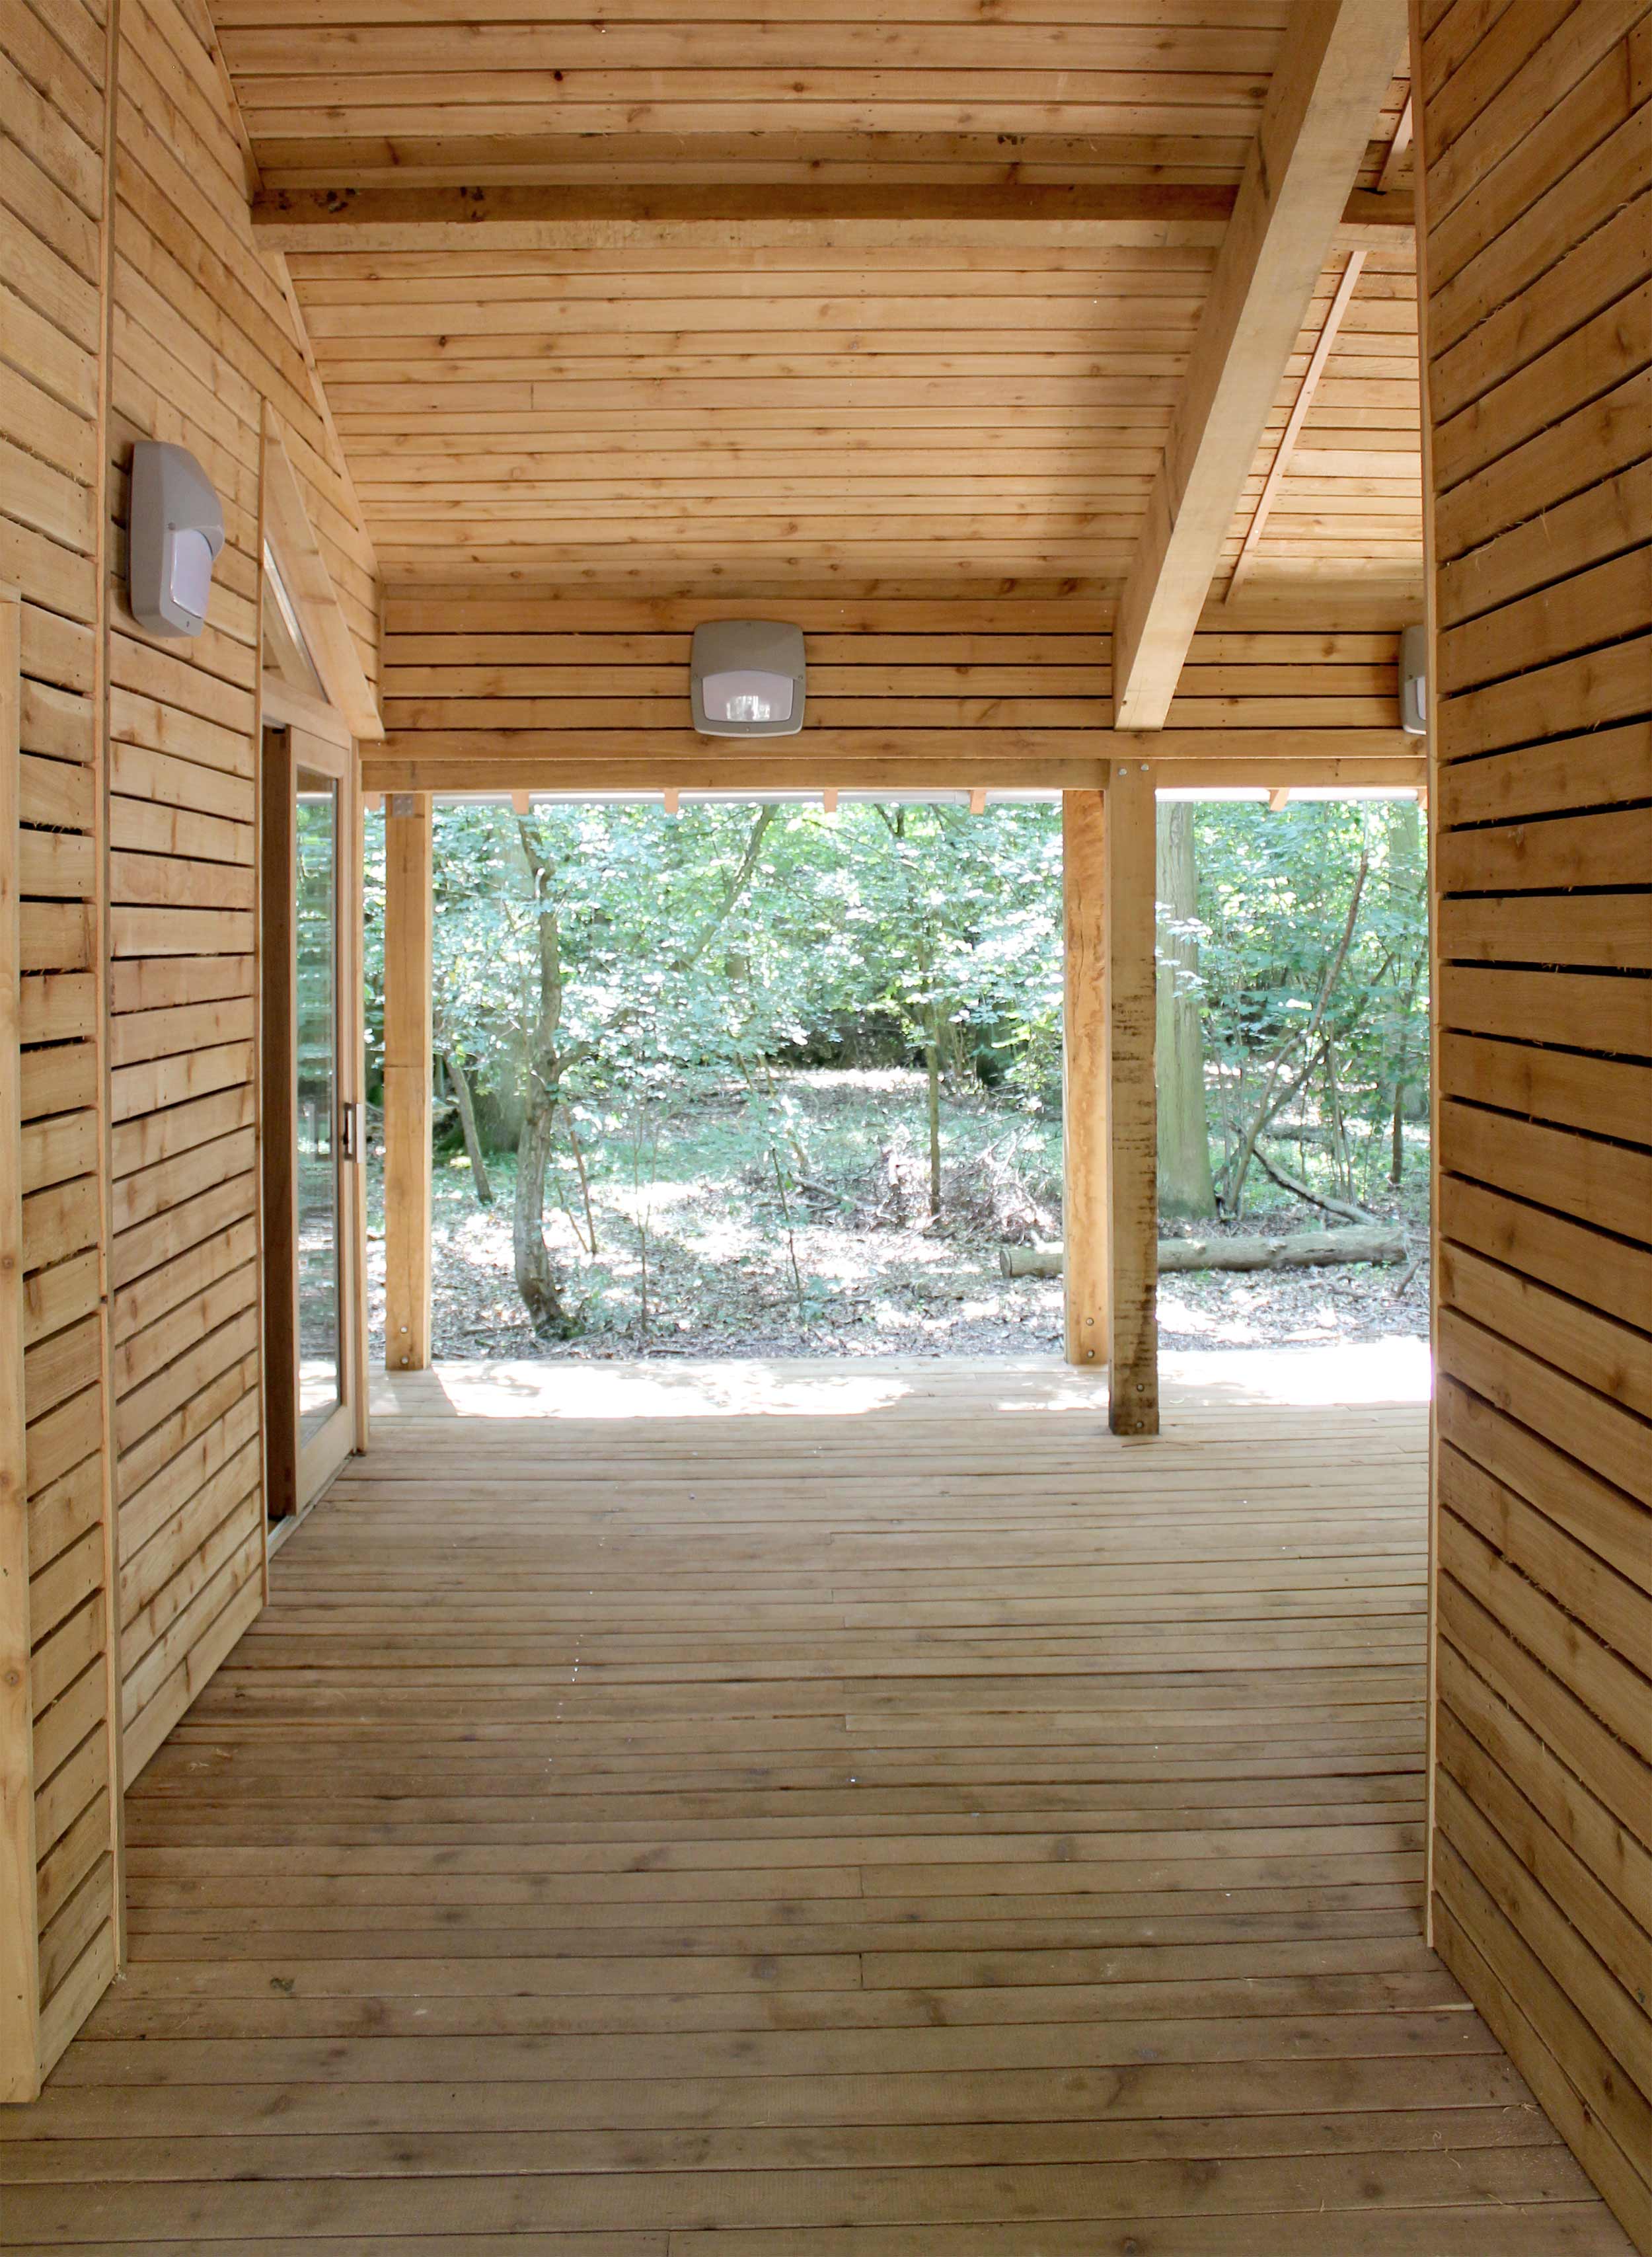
[366,1067,1431,1364]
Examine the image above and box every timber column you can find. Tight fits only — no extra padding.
[1062,774,1160,1432]
[383,792,433,1370]
[1062,791,1108,1371]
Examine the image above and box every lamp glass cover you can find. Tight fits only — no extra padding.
[168,527,217,625]
[700,668,794,724]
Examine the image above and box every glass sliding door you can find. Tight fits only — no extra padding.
[295,771,342,1442]
[262,702,365,1522]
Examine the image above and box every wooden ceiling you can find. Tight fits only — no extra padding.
[216,0,1352,191]
[213,1,1419,607]
[1230,241,1421,588]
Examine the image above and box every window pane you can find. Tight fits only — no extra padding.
[296,772,340,1438]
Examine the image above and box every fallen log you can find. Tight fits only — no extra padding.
[1252,1142,1376,1227]
[999,1228,1405,1279]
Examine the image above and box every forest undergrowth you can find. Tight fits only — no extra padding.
[366,1067,1432,1365]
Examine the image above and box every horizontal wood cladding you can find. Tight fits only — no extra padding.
[371,591,1418,791]
[1420,2,1652,2248]
[102,0,377,1789]
[3,0,121,2093]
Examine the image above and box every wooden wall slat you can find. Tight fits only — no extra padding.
[1419,5,1652,2248]
[102,0,378,1793]
[1,0,121,2098]
[5,0,381,2083]
[373,592,1416,791]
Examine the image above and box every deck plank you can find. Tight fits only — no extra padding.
[0,1359,1633,2251]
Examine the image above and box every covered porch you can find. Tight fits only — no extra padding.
[2,1356,1630,2252]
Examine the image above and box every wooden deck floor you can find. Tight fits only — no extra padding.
[2,1359,1633,2253]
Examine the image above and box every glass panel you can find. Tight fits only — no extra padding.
[262,542,325,698]
[296,771,341,1439]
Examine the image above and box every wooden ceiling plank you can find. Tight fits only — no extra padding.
[1108,0,1410,730]
[250,129,1263,190]
[219,22,1289,75]
[211,0,1298,26]
[251,180,1411,251]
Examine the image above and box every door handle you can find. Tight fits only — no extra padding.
[340,1099,363,1163]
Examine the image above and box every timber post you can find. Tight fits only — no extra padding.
[1061,790,1108,1369]
[383,792,433,1371]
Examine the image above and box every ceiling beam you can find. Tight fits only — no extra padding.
[250,180,1411,254]
[362,728,1423,794]
[1108,0,1410,730]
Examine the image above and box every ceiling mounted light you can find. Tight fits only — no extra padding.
[691,621,806,737]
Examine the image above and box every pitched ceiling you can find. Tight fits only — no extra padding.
[213,1,1418,602]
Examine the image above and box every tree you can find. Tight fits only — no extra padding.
[1155,802,1215,1217]
[1379,796,1428,1185]
[359,789,1428,1350]
[435,1029,493,1205]
[493,803,780,1335]
[1194,800,1430,1213]
[511,815,591,1336]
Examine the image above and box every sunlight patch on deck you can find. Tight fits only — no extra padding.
[369,1339,1431,1421]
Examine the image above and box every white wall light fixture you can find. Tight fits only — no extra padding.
[129,441,225,637]
[1399,622,1428,736]
[691,620,806,737]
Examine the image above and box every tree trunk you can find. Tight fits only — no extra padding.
[441,1047,493,1205]
[1390,1072,1408,1187]
[560,1106,599,1254]
[925,1001,942,1221]
[1222,853,1369,1215]
[1387,799,1427,1188]
[1322,1042,1351,1196]
[1252,1141,1374,1226]
[507,816,587,1340]
[513,1094,570,1336]
[1155,802,1215,1217]
[1001,1227,1404,1278]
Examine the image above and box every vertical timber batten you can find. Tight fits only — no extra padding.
[1062,790,1108,1369]
[1104,762,1160,1435]
[0,585,40,2100]
[258,727,297,1522]
[5,0,124,2085]
[383,794,432,1372]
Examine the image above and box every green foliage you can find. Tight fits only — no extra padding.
[367,799,1065,1131]
[361,791,1431,1260]
[1190,799,1430,1207]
